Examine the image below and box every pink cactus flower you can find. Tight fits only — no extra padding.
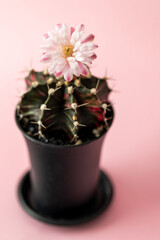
[40,24,98,82]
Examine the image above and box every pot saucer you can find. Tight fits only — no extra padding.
[17,170,113,225]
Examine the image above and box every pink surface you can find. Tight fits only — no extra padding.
[0,0,160,239]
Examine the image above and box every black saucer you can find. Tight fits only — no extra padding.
[17,170,113,225]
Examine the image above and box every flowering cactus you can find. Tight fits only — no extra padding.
[17,24,113,144]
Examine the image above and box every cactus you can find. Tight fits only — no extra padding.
[16,24,114,144]
[17,69,113,144]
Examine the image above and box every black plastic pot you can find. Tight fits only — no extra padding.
[15,108,114,225]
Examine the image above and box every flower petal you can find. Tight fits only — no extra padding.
[43,33,49,40]
[63,65,73,81]
[75,24,85,32]
[81,34,95,44]
[54,71,63,77]
[52,56,66,64]
[73,41,81,52]
[48,63,56,74]
[72,51,96,65]
[55,61,66,72]
[70,27,75,36]
[90,53,97,60]
[78,62,89,76]
[57,24,70,45]
[40,53,52,63]
[70,31,81,45]
[48,30,56,38]
[79,42,98,52]
[39,45,55,52]
[55,23,63,30]
[73,52,85,62]
[80,53,97,65]
[67,57,80,76]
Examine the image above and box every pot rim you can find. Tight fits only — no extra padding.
[15,104,114,149]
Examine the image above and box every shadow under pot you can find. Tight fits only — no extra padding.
[16,106,114,225]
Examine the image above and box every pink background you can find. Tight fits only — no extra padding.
[0,0,160,239]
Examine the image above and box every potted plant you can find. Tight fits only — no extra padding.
[16,24,114,225]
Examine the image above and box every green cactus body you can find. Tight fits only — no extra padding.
[17,70,113,144]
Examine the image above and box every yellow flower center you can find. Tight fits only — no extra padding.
[62,46,73,58]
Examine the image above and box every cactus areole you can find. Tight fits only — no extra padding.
[16,24,114,225]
